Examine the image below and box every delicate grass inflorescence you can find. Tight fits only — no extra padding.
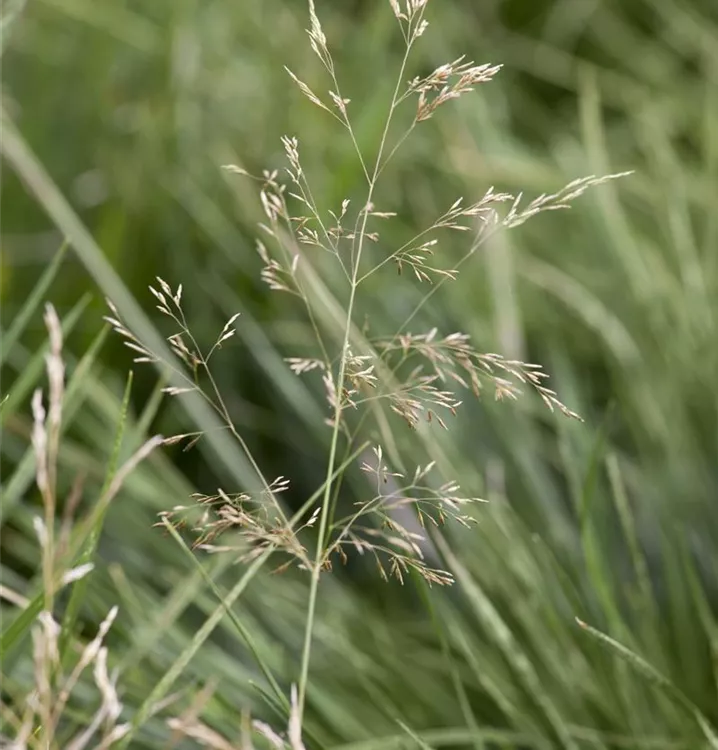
[99,0,629,742]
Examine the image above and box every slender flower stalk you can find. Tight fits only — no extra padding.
[295,25,422,720]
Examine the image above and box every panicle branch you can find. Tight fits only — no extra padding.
[406,57,503,122]
[376,329,583,420]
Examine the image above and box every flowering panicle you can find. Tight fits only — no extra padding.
[322,445,482,585]
[376,329,583,419]
[95,0,631,740]
[159,477,319,573]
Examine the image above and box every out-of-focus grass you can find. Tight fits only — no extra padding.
[2,0,717,747]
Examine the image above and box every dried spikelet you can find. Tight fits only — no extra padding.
[284,67,332,114]
[104,299,158,365]
[408,58,503,122]
[31,389,49,499]
[281,136,302,184]
[162,431,203,449]
[393,238,458,283]
[285,357,326,375]
[61,563,95,586]
[388,0,429,42]
[306,0,331,70]
[328,89,351,118]
[436,188,516,230]
[503,172,633,228]
[258,246,300,295]
[162,386,195,396]
[388,0,403,19]
[43,304,64,487]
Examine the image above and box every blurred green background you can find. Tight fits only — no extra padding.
[2,0,718,747]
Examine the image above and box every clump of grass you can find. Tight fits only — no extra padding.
[9,606,126,750]
[103,0,628,739]
[1,304,162,749]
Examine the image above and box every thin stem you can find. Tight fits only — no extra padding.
[274,197,334,367]
[296,35,417,721]
[173,310,286,518]
[205,361,291,525]
[329,69,371,185]
[375,122,415,180]
[327,406,373,530]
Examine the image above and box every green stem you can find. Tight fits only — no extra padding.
[295,35,416,721]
